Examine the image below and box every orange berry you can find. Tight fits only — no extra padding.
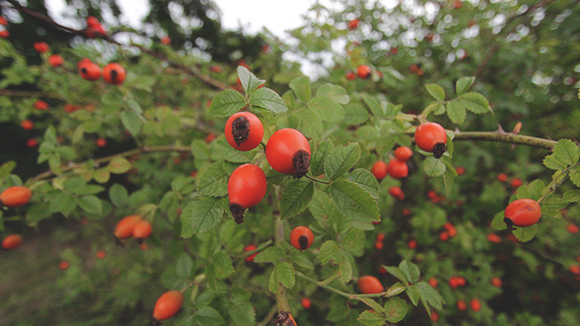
[96,137,107,147]
[59,260,70,270]
[96,250,106,259]
[102,63,126,85]
[430,311,439,321]
[497,173,508,182]
[243,244,258,262]
[428,277,438,288]
[0,186,32,208]
[114,215,143,240]
[2,234,23,250]
[21,119,34,130]
[491,276,502,288]
[153,291,184,321]
[133,220,153,242]
[358,275,384,294]
[301,297,312,309]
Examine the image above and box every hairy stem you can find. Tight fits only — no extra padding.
[273,186,291,314]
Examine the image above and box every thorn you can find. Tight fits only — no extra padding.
[496,124,506,134]
[511,122,522,134]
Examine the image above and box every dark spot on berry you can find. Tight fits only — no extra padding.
[81,67,87,74]
[231,116,250,147]
[229,203,245,224]
[110,69,118,82]
[433,142,446,159]
[292,150,310,179]
[298,235,309,249]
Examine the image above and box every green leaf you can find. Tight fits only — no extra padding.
[121,110,142,135]
[94,168,110,183]
[540,197,566,219]
[458,92,493,114]
[181,197,224,238]
[415,281,445,310]
[399,260,421,283]
[316,84,350,104]
[282,90,295,110]
[343,103,369,125]
[210,137,255,163]
[49,192,77,218]
[254,246,285,264]
[195,307,225,326]
[324,143,361,180]
[249,88,288,114]
[340,260,353,284]
[384,297,410,323]
[491,211,507,231]
[292,109,323,139]
[570,165,580,187]
[289,76,311,102]
[108,157,132,174]
[385,266,409,286]
[342,228,365,255]
[0,161,16,180]
[109,183,128,208]
[329,180,380,225]
[280,179,314,219]
[213,251,234,279]
[308,96,345,122]
[553,139,579,167]
[318,240,343,265]
[309,190,345,226]
[227,297,255,326]
[425,84,445,101]
[512,225,537,243]
[563,190,580,202]
[361,94,385,118]
[348,168,379,199]
[208,89,247,117]
[456,76,476,95]
[77,195,102,215]
[176,253,194,278]
[196,161,229,197]
[275,261,296,289]
[423,157,446,177]
[237,66,265,94]
[516,179,545,201]
[446,99,466,125]
[357,310,385,326]
[310,139,334,177]
[290,252,315,270]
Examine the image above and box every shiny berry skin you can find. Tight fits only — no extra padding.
[301,297,312,309]
[388,186,405,200]
[96,137,107,147]
[225,112,264,151]
[21,119,34,130]
[408,239,417,249]
[0,186,32,208]
[348,18,359,30]
[103,63,126,85]
[132,220,152,242]
[567,224,579,234]
[0,30,9,38]
[2,234,23,250]
[394,146,413,161]
[114,215,143,240]
[153,290,184,321]
[78,59,101,81]
[346,71,356,80]
[27,139,38,148]
[497,173,508,182]
[504,198,541,227]
[96,250,106,259]
[34,42,49,54]
[470,298,481,312]
[387,159,408,179]
[48,54,64,67]
[290,226,314,250]
[414,122,447,158]
[487,233,501,243]
[428,277,438,288]
[266,128,311,178]
[243,244,258,262]
[371,161,388,180]
[228,164,267,224]
[455,166,465,175]
[491,276,502,288]
[34,100,49,110]
[357,65,371,79]
[357,275,384,294]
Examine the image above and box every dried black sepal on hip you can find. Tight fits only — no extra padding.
[231,116,250,147]
[230,203,245,224]
[433,142,446,159]
[110,69,118,82]
[298,235,309,250]
[292,150,310,179]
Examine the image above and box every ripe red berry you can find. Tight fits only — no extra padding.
[301,297,312,309]
[357,275,384,294]
[133,220,152,243]
[387,159,408,179]
[153,290,184,321]
[487,233,501,243]
[290,226,314,250]
[0,186,32,208]
[388,186,405,200]
[376,233,385,242]
[444,222,457,237]
[570,265,580,275]
[48,54,64,67]
[378,266,387,274]
[78,58,101,81]
[346,71,356,81]
[21,119,34,130]
[371,161,388,180]
[566,224,579,234]
[414,122,447,158]
[428,277,438,288]
[0,17,7,26]
[228,164,267,224]
[504,198,541,227]
[470,298,481,312]
[205,133,216,143]
[209,65,222,73]
[59,260,70,270]
[491,276,502,288]
[86,16,100,27]
[2,234,23,250]
[225,112,264,151]
[243,244,258,262]
[96,137,107,147]
[408,239,417,249]
[114,215,143,240]
[103,63,126,85]
[430,311,439,322]
[510,178,523,188]
[34,42,49,54]
[0,30,9,38]
[357,65,372,79]
[394,146,413,161]
[457,299,467,311]
[34,100,49,110]
[96,250,106,259]
[402,208,411,216]
[453,0,463,9]
[348,18,360,30]
[27,139,38,148]
[455,166,465,175]
[374,241,384,250]
[497,173,508,182]
[439,231,449,241]
[266,128,311,179]
[161,36,171,45]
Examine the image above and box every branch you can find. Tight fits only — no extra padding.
[0,89,58,98]
[452,130,557,149]
[4,0,229,90]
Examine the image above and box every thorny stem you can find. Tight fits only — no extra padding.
[273,186,291,315]
[452,131,558,150]
[537,161,580,204]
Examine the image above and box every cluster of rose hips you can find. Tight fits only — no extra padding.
[113,214,152,249]
[0,186,33,250]
[78,58,126,85]
[84,16,106,38]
